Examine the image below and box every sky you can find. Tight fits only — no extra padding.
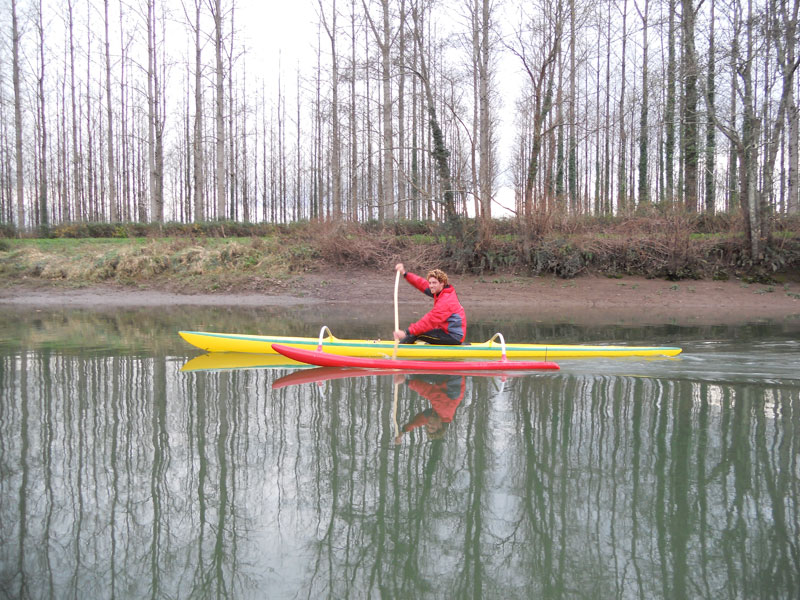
[240,0,318,79]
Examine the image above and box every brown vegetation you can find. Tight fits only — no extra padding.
[1,215,798,294]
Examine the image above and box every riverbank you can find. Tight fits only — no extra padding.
[2,269,799,326]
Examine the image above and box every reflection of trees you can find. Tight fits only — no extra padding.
[0,352,269,598]
[507,376,800,598]
[1,351,798,597]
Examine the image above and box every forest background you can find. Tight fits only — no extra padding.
[0,0,799,286]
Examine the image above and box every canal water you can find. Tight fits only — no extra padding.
[1,307,798,598]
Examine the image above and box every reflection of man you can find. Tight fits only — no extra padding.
[395,374,465,443]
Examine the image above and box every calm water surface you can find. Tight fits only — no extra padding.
[1,307,799,599]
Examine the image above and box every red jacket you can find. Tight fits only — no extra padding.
[404,271,467,342]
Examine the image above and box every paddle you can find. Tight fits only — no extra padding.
[393,269,401,441]
[393,380,400,441]
[392,269,401,360]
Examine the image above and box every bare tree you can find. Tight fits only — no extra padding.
[186,0,205,221]
[11,0,24,229]
[211,0,225,220]
[104,0,118,222]
[349,0,359,221]
[36,0,48,231]
[617,0,629,214]
[319,0,342,220]
[664,0,677,204]
[363,0,395,220]
[146,0,164,222]
[778,0,800,214]
[704,0,716,214]
[712,0,760,255]
[410,0,458,227]
[681,0,699,211]
[567,0,577,212]
[66,0,84,222]
[762,0,800,221]
[509,0,562,219]
[476,0,493,241]
[635,0,650,207]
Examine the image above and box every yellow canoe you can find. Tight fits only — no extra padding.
[179,330,682,359]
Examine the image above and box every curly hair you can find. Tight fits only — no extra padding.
[426,269,449,286]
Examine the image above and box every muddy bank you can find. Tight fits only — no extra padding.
[2,269,799,326]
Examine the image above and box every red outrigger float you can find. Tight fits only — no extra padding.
[271,342,560,372]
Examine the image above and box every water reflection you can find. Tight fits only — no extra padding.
[395,374,466,443]
[1,349,798,598]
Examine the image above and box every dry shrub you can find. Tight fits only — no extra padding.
[116,247,169,278]
[313,223,395,267]
[310,222,447,271]
[28,249,69,279]
[173,246,207,275]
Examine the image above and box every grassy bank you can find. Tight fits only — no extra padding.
[1,217,798,292]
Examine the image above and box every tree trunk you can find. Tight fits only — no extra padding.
[568,0,577,212]
[362,0,395,220]
[350,0,358,221]
[742,0,759,256]
[681,0,699,211]
[397,0,407,220]
[704,0,716,214]
[477,0,493,240]
[761,0,800,229]
[147,0,163,223]
[380,0,394,220]
[781,0,800,214]
[228,5,236,220]
[603,3,611,214]
[320,0,341,220]
[12,0,24,230]
[193,0,205,221]
[513,13,561,219]
[67,0,84,222]
[617,0,629,214]
[411,2,458,228]
[104,0,118,222]
[727,17,739,212]
[664,0,676,204]
[636,0,650,207]
[36,0,48,232]
[213,0,225,220]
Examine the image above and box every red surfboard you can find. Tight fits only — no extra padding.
[272,344,560,372]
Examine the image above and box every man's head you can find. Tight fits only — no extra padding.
[424,412,449,440]
[426,269,448,294]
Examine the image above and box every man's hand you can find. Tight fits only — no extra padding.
[395,263,405,275]
[393,329,405,341]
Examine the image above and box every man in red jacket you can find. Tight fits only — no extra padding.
[392,262,467,345]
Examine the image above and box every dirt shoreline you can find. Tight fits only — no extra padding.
[2,269,799,325]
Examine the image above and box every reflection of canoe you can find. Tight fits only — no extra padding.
[272,344,560,372]
[272,367,523,389]
[179,330,682,359]
[181,352,307,372]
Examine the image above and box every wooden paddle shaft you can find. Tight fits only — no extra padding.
[393,269,401,359]
[394,269,400,332]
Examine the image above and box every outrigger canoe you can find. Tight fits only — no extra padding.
[272,344,560,371]
[179,328,682,359]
